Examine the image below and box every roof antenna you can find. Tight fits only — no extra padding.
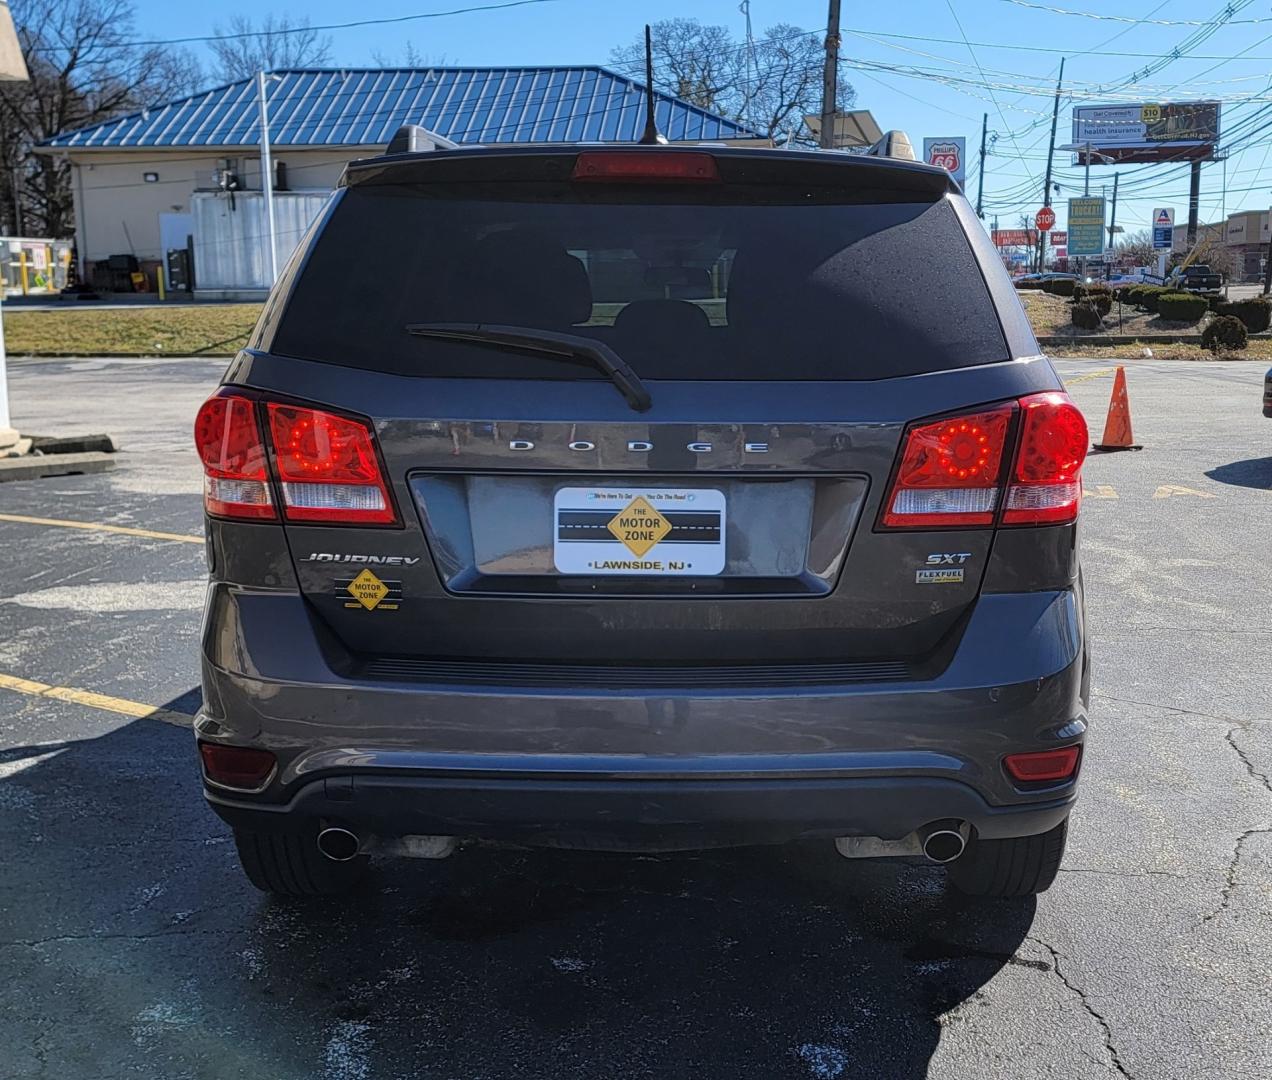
[638,24,668,145]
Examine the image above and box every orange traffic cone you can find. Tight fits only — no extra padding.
[1091,366,1142,452]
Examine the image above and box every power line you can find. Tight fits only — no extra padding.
[27,0,563,54]
[996,0,1272,27]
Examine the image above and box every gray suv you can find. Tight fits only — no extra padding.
[194,142,1090,899]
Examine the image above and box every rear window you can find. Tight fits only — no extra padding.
[273,181,1008,381]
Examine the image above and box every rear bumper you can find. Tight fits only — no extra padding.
[199,585,1088,843]
[206,772,1076,848]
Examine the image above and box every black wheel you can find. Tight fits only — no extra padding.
[233,828,369,897]
[947,817,1068,898]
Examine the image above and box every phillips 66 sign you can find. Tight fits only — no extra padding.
[923,137,966,186]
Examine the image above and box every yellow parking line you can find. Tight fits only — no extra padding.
[0,671,194,726]
[1063,367,1117,387]
[0,512,201,544]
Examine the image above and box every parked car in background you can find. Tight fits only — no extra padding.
[1165,264,1222,293]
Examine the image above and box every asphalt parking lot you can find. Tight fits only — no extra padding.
[1,354,1270,1079]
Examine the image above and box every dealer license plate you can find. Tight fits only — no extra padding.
[552,487,726,575]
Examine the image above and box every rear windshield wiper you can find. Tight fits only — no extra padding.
[404,323,652,413]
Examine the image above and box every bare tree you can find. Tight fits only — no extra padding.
[208,14,332,82]
[611,18,734,112]
[370,42,442,68]
[610,18,855,142]
[1114,229,1156,266]
[0,0,203,237]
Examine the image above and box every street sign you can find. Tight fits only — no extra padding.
[1068,196,1106,257]
[1035,207,1056,232]
[1050,231,1067,245]
[1152,207,1174,250]
[1102,250,1116,263]
[922,137,966,185]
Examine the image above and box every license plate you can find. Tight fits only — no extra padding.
[553,487,726,575]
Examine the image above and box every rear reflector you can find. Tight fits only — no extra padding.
[882,406,1013,527]
[1002,393,1088,526]
[267,403,396,525]
[572,150,720,183]
[198,742,276,789]
[194,393,275,520]
[1004,746,1082,783]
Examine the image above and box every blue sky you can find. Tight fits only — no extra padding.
[126,0,1272,238]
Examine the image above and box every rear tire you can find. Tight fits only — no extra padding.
[233,828,369,897]
[947,817,1068,897]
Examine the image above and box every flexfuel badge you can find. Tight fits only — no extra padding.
[342,569,399,611]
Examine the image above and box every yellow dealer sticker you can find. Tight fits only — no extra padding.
[607,496,673,557]
[345,568,391,610]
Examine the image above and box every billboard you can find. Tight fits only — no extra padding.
[923,137,966,185]
[1071,102,1219,164]
[1067,197,1105,257]
[991,229,1036,246]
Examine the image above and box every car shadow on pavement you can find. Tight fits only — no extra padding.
[1206,456,1272,490]
[1,703,1038,1080]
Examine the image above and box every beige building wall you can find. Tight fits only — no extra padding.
[61,148,375,263]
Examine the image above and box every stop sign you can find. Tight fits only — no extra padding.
[1035,207,1056,232]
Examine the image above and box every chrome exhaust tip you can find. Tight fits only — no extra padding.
[316,826,361,862]
[921,827,967,864]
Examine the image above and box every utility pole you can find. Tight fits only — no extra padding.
[256,70,279,285]
[976,112,988,218]
[1263,191,1272,295]
[1187,159,1202,247]
[1107,172,1119,248]
[819,0,842,150]
[1038,58,1064,273]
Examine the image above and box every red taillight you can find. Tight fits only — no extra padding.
[1002,392,1088,526]
[571,150,720,183]
[194,392,275,520]
[266,403,396,525]
[1004,746,1082,783]
[198,742,276,789]
[882,405,1013,527]
[881,392,1087,530]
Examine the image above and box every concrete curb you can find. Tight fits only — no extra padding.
[0,451,117,483]
[1038,333,1205,346]
[8,352,235,360]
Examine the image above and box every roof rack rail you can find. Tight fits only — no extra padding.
[864,130,916,162]
[385,124,457,155]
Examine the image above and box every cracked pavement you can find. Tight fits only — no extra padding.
[0,355,1270,1079]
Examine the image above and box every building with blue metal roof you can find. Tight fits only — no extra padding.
[35,67,764,295]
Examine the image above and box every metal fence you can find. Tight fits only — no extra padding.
[192,191,331,292]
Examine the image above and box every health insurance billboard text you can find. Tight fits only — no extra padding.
[1070,102,1219,164]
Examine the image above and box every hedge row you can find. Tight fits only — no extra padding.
[1202,315,1248,352]
[1213,297,1272,332]
[1071,302,1102,330]
[1156,292,1208,322]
